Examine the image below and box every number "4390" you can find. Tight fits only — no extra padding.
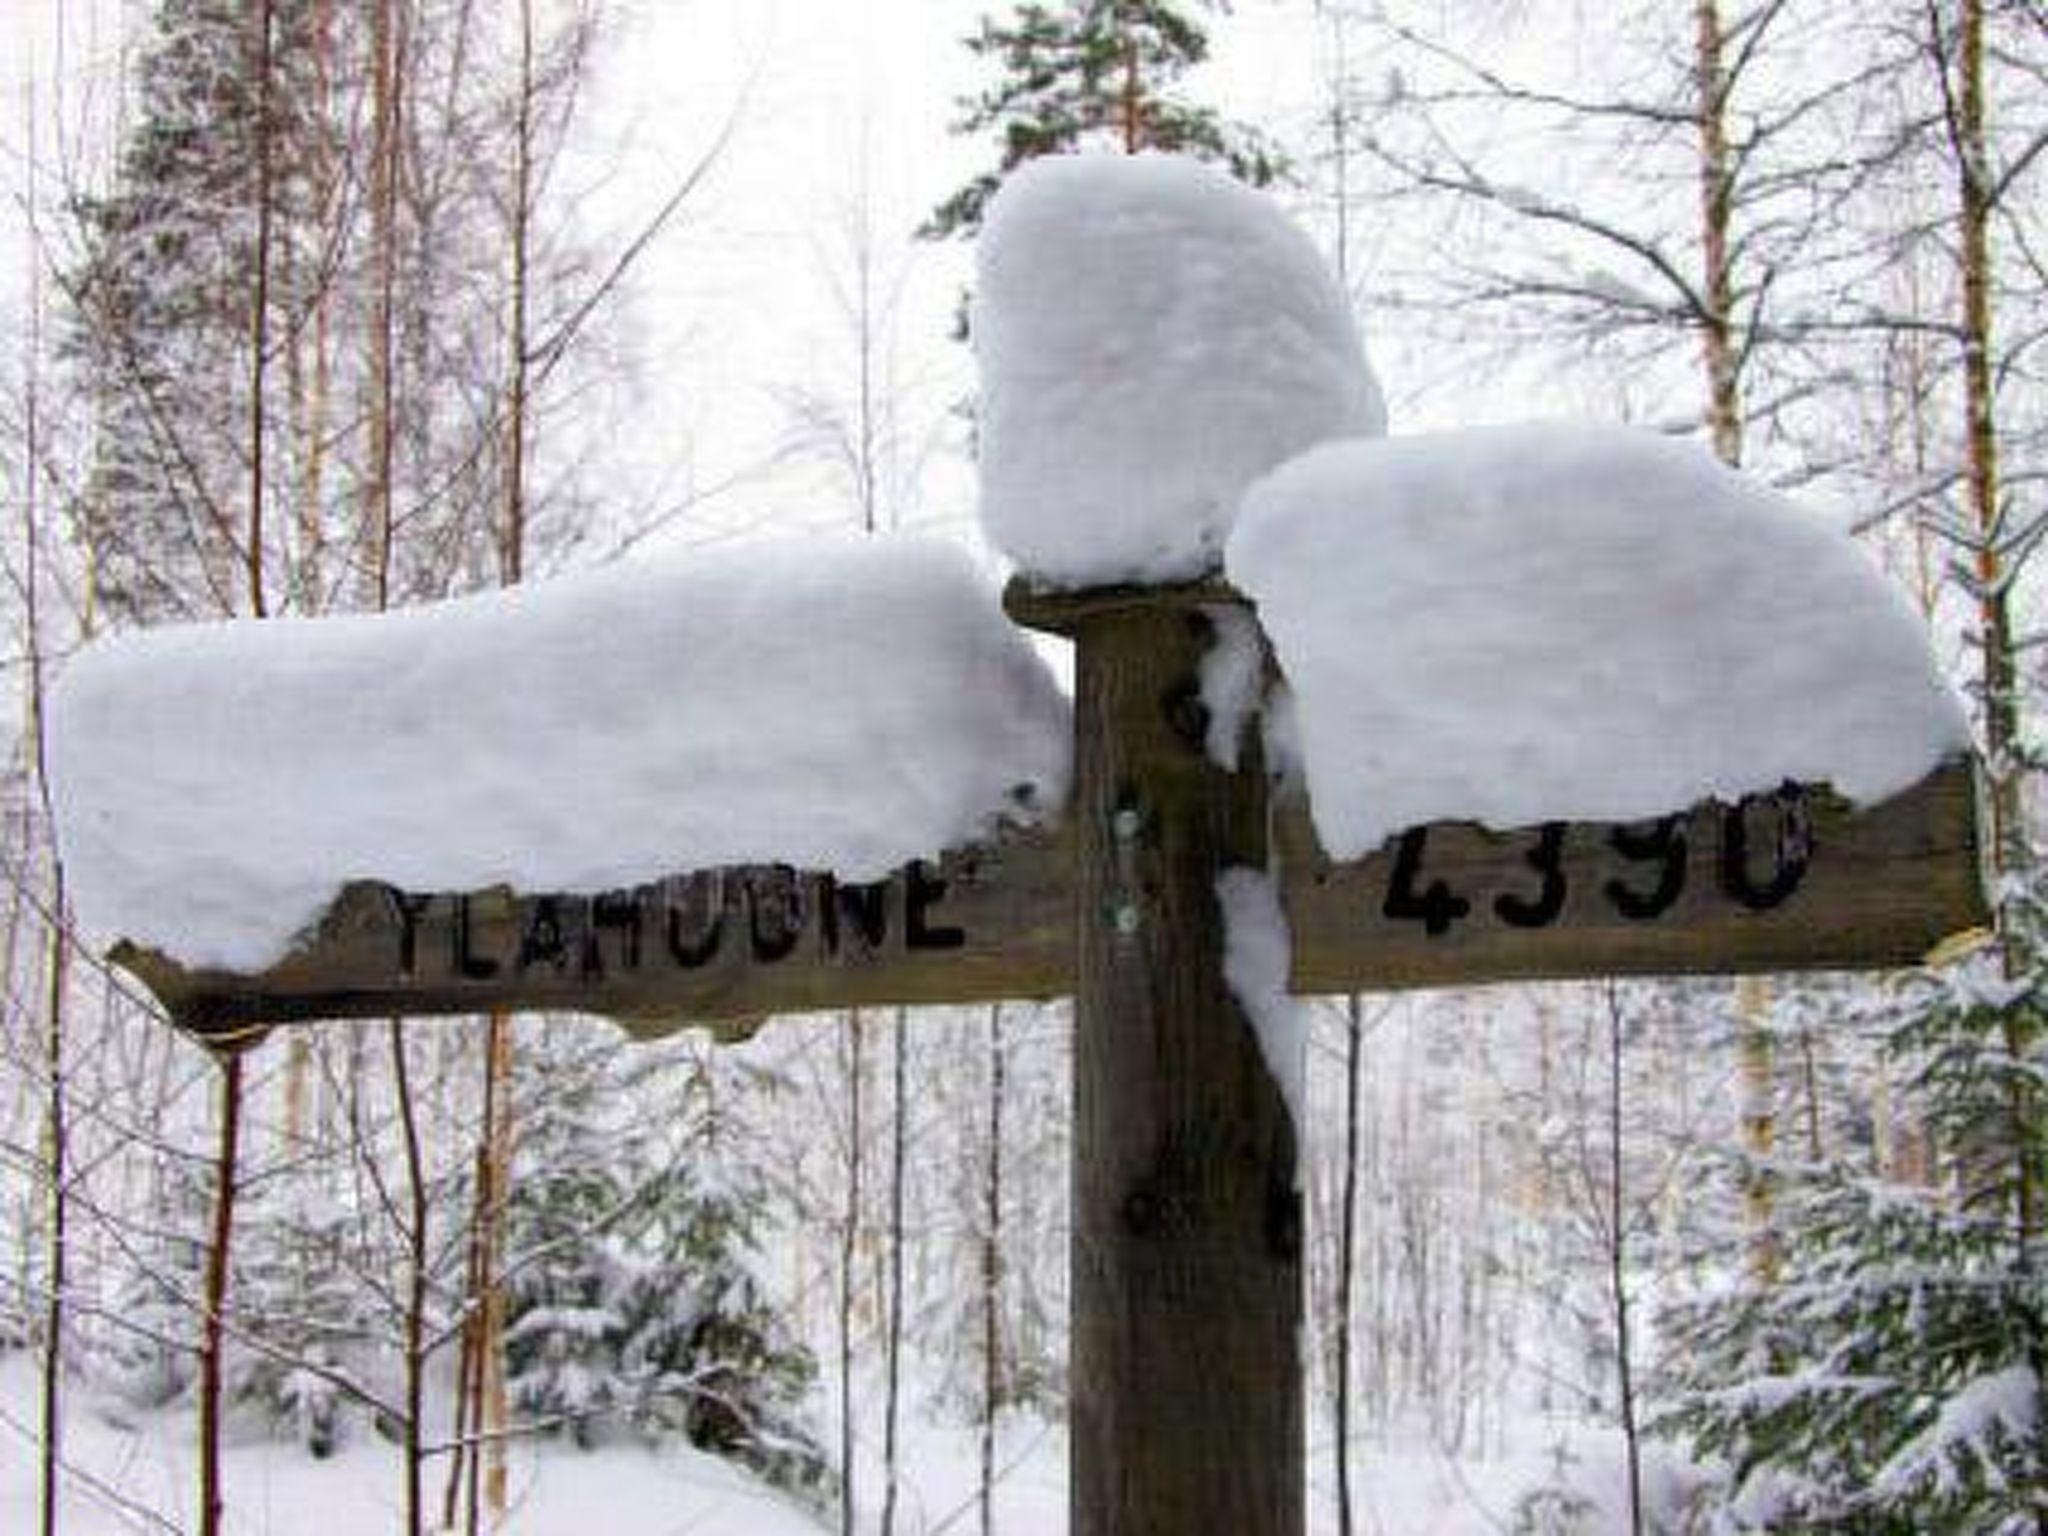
[1380,785,1814,938]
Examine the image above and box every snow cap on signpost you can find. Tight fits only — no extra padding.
[1226,426,1974,856]
[975,154,1386,588]
[51,537,1072,973]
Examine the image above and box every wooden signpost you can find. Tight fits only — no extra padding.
[106,580,1985,1536]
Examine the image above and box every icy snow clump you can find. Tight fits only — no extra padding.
[975,153,1386,588]
[1227,424,1971,854]
[1217,867,1307,1132]
[51,536,1073,970]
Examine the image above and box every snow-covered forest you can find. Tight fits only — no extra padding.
[2,0,2044,1532]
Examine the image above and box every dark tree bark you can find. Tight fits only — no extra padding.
[198,1051,246,1536]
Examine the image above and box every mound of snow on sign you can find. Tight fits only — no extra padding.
[51,537,1072,971]
[1227,425,1970,854]
[976,153,1385,588]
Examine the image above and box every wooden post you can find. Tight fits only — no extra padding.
[1011,582,1302,1536]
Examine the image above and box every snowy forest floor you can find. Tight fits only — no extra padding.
[2,1350,1711,1534]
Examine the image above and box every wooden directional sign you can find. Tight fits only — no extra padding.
[1285,757,1986,991]
[118,756,1985,1043]
[90,572,1989,1536]
[113,830,1075,1041]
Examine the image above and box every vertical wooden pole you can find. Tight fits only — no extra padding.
[1011,583,1302,1536]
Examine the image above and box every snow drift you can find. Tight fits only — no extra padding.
[975,153,1386,588]
[51,536,1072,970]
[1227,425,1971,855]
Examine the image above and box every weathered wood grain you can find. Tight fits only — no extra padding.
[1024,586,1302,1536]
[1283,756,1987,993]
[114,758,1984,1044]
[116,829,1074,1043]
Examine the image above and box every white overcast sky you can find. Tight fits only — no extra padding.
[3,0,1345,566]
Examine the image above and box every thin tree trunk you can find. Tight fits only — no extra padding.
[245,0,276,618]
[194,14,277,1522]
[392,1024,429,1536]
[475,1013,514,1533]
[502,0,534,588]
[1949,0,2012,867]
[1317,0,1354,293]
[1695,0,1780,1292]
[198,1050,246,1536]
[840,1009,865,1536]
[1335,994,1364,1536]
[1693,0,1742,467]
[1800,1032,1824,1162]
[1604,987,1645,1536]
[441,1083,490,1531]
[979,1004,1005,1536]
[21,51,68,1533]
[288,0,335,615]
[464,12,538,1522]
[276,0,329,1274]
[1940,6,2042,1483]
[880,1010,908,1536]
[1737,976,1778,1286]
[1120,30,1141,153]
[282,1034,312,1149]
[36,869,69,1536]
[367,0,399,609]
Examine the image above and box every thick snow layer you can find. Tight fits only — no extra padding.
[1217,867,1306,1131]
[1228,425,1971,854]
[51,537,1072,970]
[975,154,1386,588]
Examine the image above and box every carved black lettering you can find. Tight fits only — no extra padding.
[664,873,725,968]
[518,897,570,972]
[390,890,434,977]
[453,895,498,980]
[589,890,642,972]
[1495,823,1568,929]
[906,860,966,950]
[1720,785,1812,911]
[821,875,890,957]
[1383,828,1469,937]
[747,866,805,963]
[1605,816,1689,921]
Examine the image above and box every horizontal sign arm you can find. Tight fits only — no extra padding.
[1285,757,1985,993]
[118,830,1076,1042]
[121,759,1984,1042]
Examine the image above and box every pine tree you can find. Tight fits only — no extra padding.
[64,0,328,623]
[500,1026,829,1501]
[1657,1,2048,1524]
[922,0,1284,242]
[1656,924,2048,1530]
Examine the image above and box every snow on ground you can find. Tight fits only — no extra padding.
[0,1355,828,1536]
[1328,1420,1712,1535]
[50,537,1072,971]
[0,1351,1074,1536]
[0,1347,1710,1536]
[1228,425,1971,854]
[974,153,1385,589]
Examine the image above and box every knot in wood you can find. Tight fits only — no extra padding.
[1163,680,1211,749]
[1120,1185,1166,1238]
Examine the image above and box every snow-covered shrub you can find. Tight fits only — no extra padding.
[503,1025,829,1502]
[1657,880,2048,1531]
